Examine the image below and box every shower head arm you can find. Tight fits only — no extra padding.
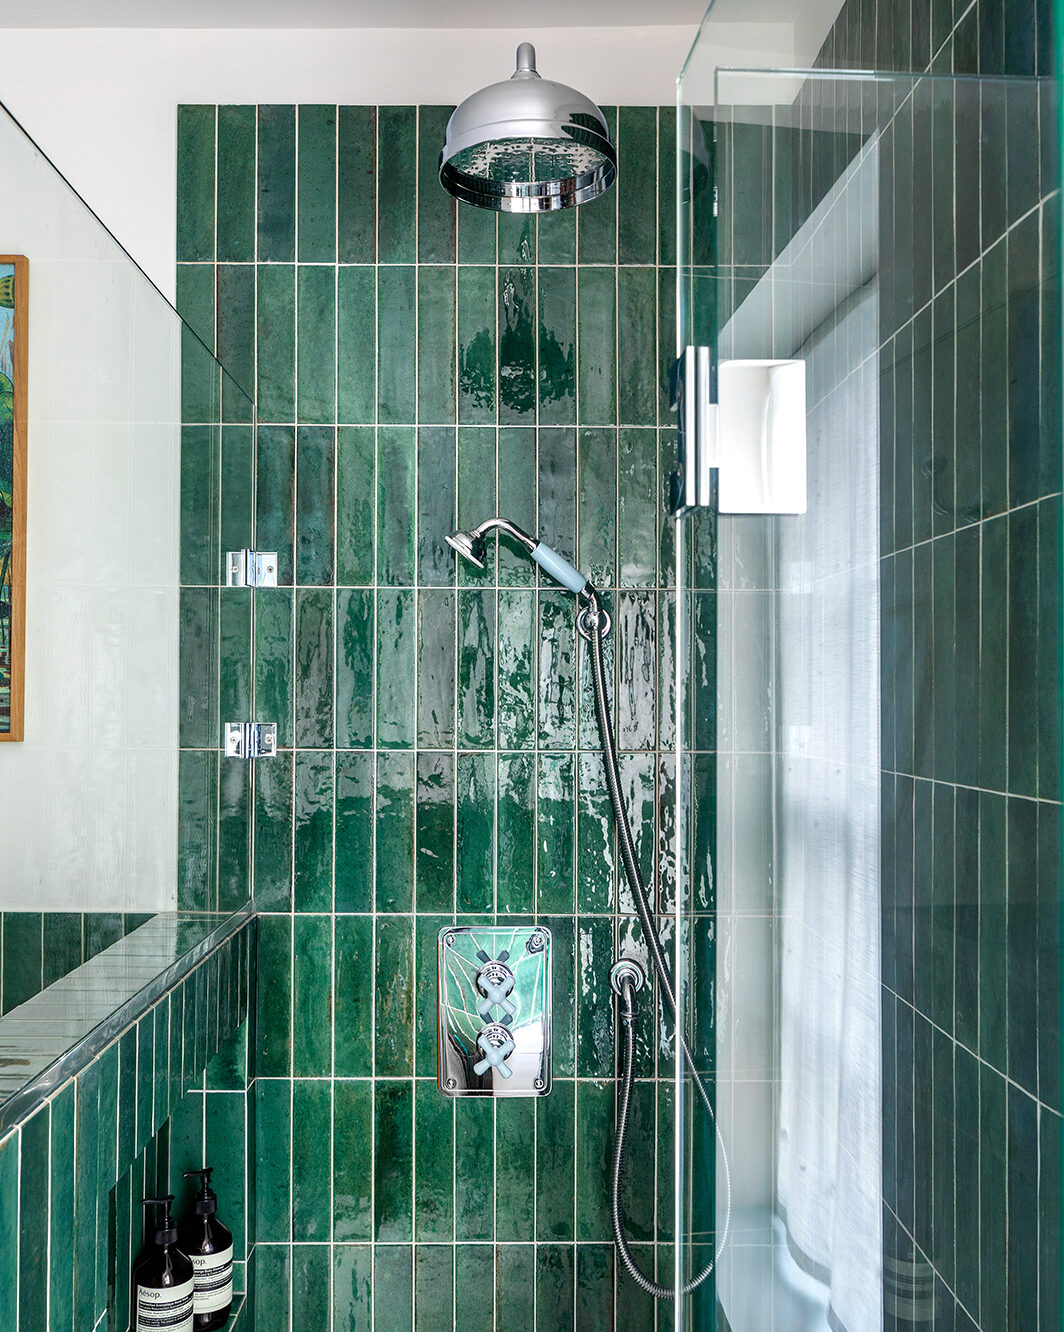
[448,515,596,602]
[469,516,538,555]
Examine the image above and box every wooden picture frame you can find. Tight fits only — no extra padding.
[0,254,26,742]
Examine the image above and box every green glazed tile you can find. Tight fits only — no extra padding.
[336,589,375,749]
[536,1080,576,1240]
[220,422,255,559]
[176,262,215,361]
[537,593,577,750]
[19,1105,49,1332]
[0,1131,18,1328]
[220,588,252,725]
[117,1027,138,1168]
[542,915,575,1070]
[255,427,296,584]
[203,1090,247,1254]
[377,268,417,424]
[414,915,447,1074]
[618,1079,656,1244]
[254,1246,290,1330]
[377,107,417,263]
[338,107,377,263]
[332,1244,373,1329]
[537,755,576,913]
[178,589,219,750]
[292,1079,332,1239]
[657,268,676,420]
[578,267,618,425]
[177,105,215,263]
[297,104,337,262]
[48,1083,75,1332]
[292,1244,331,1327]
[135,1016,154,1153]
[297,266,337,424]
[618,267,658,426]
[1,912,41,1009]
[337,268,376,425]
[498,267,536,423]
[457,752,495,913]
[337,427,376,584]
[577,427,618,585]
[658,106,676,266]
[377,428,416,585]
[576,108,617,263]
[256,916,292,1077]
[576,1244,615,1327]
[176,753,216,910]
[216,106,255,263]
[458,590,496,747]
[414,1244,454,1325]
[537,427,577,577]
[294,751,334,911]
[296,425,336,585]
[496,590,536,750]
[575,1081,614,1240]
[494,1098,535,1242]
[377,590,416,748]
[206,1021,247,1091]
[576,753,614,913]
[295,588,334,747]
[538,266,577,424]
[253,747,294,914]
[454,426,496,567]
[457,193,496,264]
[414,1082,454,1241]
[417,266,457,424]
[454,1097,494,1241]
[335,753,374,912]
[374,1081,414,1239]
[374,1245,413,1332]
[257,105,296,262]
[254,1078,292,1241]
[375,917,415,1075]
[536,1244,576,1329]
[181,323,221,425]
[497,751,535,913]
[496,429,538,586]
[416,589,456,748]
[375,751,415,911]
[256,265,296,423]
[333,1081,373,1239]
[293,915,333,1077]
[417,427,458,586]
[416,752,455,913]
[577,921,615,1080]
[455,1246,493,1324]
[499,209,536,265]
[618,428,658,588]
[618,106,657,264]
[496,1245,536,1332]
[538,206,576,264]
[458,267,497,424]
[97,1039,120,1187]
[73,1063,99,1328]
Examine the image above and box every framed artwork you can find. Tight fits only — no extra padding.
[0,255,26,742]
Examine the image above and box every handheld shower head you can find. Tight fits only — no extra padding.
[445,529,487,570]
[445,517,589,596]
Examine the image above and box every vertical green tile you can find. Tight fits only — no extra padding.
[374,1081,414,1239]
[536,1244,576,1329]
[417,427,458,586]
[578,266,618,424]
[414,916,446,1075]
[253,746,294,912]
[179,588,219,750]
[377,268,417,424]
[49,1083,75,1332]
[337,268,376,425]
[377,107,417,263]
[255,1078,292,1242]
[297,104,337,262]
[292,1079,332,1239]
[659,106,676,266]
[204,1089,247,1255]
[374,1245,413,1332]
[177,752,216,911]
[2,912,41,1010]
[256,265,296,422]
[97,1039,120,1186]
[575,1081,614,1240]
[294,751,334,912]
[414,1244,454,1326]
[497,751,535,914]
[256,915,292,1077]
[458,267,497,424]
[74,1063,99,1328]
[0,1131,18,1330]
[618,106,657,264]
[576,1244,614,1328]
[256,427,296,585]
[416,752,455,913]
[414,1082,454,1241]
[375,916,415,1076]
[457,752,495,913]
[295,588,334,748]
[333,1244,373,1329]
[455,1098,495,1241]
[458,589,496,747]
[338,107,377,263]
[293,914,333,1077]
[538,266,577,425]
[618,267,657,425]
[254,1246,290,1330]
[19,1106,49,1332]
[499,211,535,266]
[376,751,415,911]
[498,266,537,422]
[292,1244,331,1326]
[497,590,536,749]
[296,425,336,585]
[177,105,215,262]
[457,193,496,264]
[297,265,337,424]
[336,589,375,750]
[495,1098,535,1242]
[257,105,296,262]
[577,108,617,263]
[335,753,374,913]
[496,428,538,585]
[537,593,577,750]
[377,591,416,748]
[537,754,575,913]
[577,753,613,914]
[176,262,215,363]
[578,427,618,585]
[377,428,416,584]
[334,1081,373,1239]
[537,1080,576,1239]
[418,267,457,423]
[496,1245,536,1332]
[336,426,376,584]
[538,207,576,264]
[417,589,456,748]
[220,587,253,727]
[455,1246,494,1324]
[217,105,255,262]
[618,428,658,588]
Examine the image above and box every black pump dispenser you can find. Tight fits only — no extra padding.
[180,1167,234,1329]
[133,1197,195,1332]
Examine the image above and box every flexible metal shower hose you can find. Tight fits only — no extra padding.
[583,591,731,1300]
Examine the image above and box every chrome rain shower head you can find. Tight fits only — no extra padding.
[439,43,617,213]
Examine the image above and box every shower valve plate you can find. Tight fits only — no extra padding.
[438,925,552,1097]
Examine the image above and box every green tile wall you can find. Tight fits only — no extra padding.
[0,912,151,1016]
[178,102,677,1330]
[0,919,254,1330]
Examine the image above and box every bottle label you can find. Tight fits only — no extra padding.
[136,1277,195,1331]
[191,1244,234,1315]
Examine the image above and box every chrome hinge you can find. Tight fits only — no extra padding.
[226,550,279,588]
[225,722,278,759]
[669,345,716,513]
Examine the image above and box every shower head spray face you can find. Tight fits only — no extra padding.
[446,530,487,570]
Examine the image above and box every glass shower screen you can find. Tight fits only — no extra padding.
[673,63,1062,1332]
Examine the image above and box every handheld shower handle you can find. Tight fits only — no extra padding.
[531,542,587,595]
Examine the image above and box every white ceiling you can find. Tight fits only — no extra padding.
[0,0,711,27]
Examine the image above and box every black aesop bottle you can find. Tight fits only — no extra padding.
[179,1167,234,1330]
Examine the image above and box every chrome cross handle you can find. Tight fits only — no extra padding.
[473,1023,515,1077]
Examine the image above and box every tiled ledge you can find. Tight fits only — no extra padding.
[0,908,251,1135]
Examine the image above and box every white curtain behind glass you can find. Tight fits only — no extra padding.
[775,280,883,1332]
